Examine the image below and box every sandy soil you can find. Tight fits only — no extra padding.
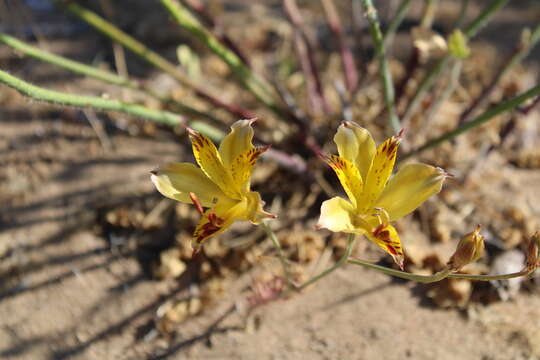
[1,1,540,359]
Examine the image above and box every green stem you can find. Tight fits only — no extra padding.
[403,83,540,159]
[348,258,452,283]
[360,0,400,133]
[54,0,253,119]
[0,69,197,132]
[420,0,439,29]
[297,233,357,291]
[462,0,509,38]
[0,32,221,123]
[447,271,530,281]
[424,60,462,124]
[348,258,534,282]
[0,33,137,89]
[159,0,284,117]
[400,56,450,126]
[383,0,413,46]
[459,23,540,124]
[260,220,295,290]
[401,0,509,126]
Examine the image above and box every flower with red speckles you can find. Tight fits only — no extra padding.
[151,119,275,252]
[317,121,449,268]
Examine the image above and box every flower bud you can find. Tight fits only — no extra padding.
[448,225,485,271]
[448,29,470,59]
[526,232,540,272]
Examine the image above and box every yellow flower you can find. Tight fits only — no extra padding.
[151,119,275,252]
[317,121,448,268]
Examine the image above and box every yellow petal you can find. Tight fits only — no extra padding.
[375,163,447,221]
[218,119,256,168]
[321,154,363,207]
[366,223,405,269]
[334,121,376,181]
[243,191,276,224]
[191,191,273,250]
[317,197,358,233]
[150,162,228,207]
[357,134,401,213]
[230,145,270,192]
[188,129,241,199]
[192,208,232,250]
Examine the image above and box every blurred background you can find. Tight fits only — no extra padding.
[1,0,539,359]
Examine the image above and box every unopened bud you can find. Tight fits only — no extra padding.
[448,225,485,271]
[448,29,470,59]
[526,232,540,272]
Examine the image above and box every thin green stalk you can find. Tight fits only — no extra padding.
[360,0,400,133]
[447,271,530,281]
[260,220,295,290]
[348,259,451,283]
[459,23,540,124]
[401,0,509,126]
[424,60,462,124]
[400,56,450,126]
[462,0,509,38]
[0,69,220,136]
[54,0,253,119]
[0,33,137,89]
[420,0,439,29]
[0,68,229,140]
[0,33,223,123]
[159,0,284,117]
[297,233,357,291]
[453,0,470,29]
[383,0,413,46]
[402,83,540,159]
[348,258,534,282]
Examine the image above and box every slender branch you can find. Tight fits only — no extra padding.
[462,0,509,38]
[297,233,356,291]
[321,0,359,93]
[447,271,530,281]
[453,0,470,29]
[0,32,222,122]
[360,0,400,133]
[183,0,251,67]
[348,259,451,283]
[420,0,439,29]
[400,56,450,127]
[159,0,284,117]
[383,0,413,46]
[0,69,185,127]
[400,0,509,126]
[283,0,329,114]
[424,60,463,124]
[402,83,540,159]
[0,33,137,88]
[292,30,324,115]
[348,258,534,282]
[260,220,295,290]
[458,23,540,125]
[53,0,253,119]
[394,46,420,108]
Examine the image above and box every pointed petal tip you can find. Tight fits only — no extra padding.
[185,127,198,137]
[260,144,272,153]
[397,128,405,138]
[397,258,405,271]
[191,245,201,256]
